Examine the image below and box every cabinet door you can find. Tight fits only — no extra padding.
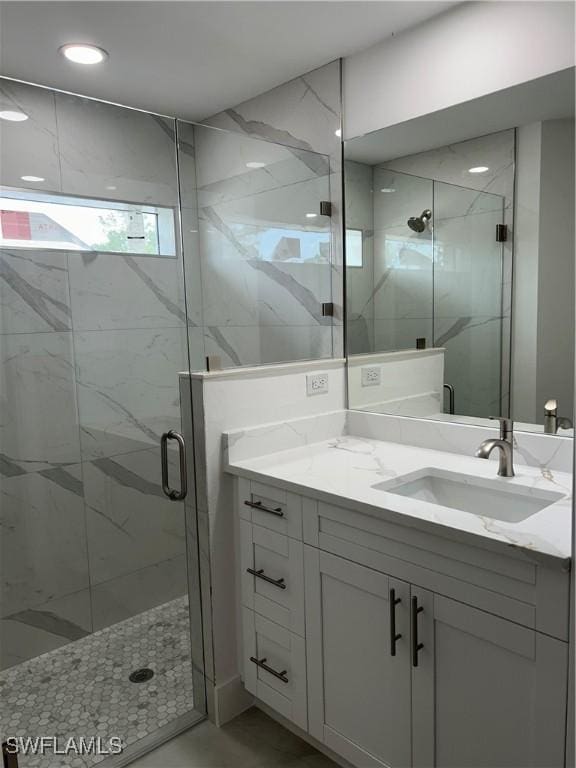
[305,546,412,768]
[411,588,568,768]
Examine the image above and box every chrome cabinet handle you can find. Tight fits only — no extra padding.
[411,596,424,667]
[249,656,289,683]
[244,499,284,517]
[160,430,187,501]
[389,588,402,656]
[247,567,287,590]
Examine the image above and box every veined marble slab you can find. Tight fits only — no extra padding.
[224,410,572,565]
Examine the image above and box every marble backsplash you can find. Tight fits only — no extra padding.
[225,409,574,475]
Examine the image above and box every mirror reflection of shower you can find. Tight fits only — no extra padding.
[407,208,432,233]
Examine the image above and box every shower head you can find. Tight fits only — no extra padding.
[407,209,432,233]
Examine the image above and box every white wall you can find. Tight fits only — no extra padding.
[512,123,541,423]
[536,118,575,417]
[189,359,346,721]
[348,349,444,416]
[343,1,575,140]
[512,118,575,424]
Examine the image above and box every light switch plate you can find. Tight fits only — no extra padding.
[307,372,329,395]
[361,366,381,387]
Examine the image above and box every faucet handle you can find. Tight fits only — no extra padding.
[490,416,513,440]
[544,399,558,415]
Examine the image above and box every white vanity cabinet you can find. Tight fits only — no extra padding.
[410,588,568,768]
[305,547,412,768]
[235,477,570,768]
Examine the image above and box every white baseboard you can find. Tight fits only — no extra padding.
[213,674,253,726]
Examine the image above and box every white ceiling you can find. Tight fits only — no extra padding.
[345,67,576,165]
[0,1,456,121]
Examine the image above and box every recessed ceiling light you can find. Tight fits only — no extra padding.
[380,188,396,193]
[0,110,28,122]
[335,129,342,138]
[306,213,318,219]
[468,166,489,174]
[246,161,266,169]
[106,185,117,191]
[21,175,45,182]
[60,43,108,65]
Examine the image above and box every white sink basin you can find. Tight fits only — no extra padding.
[372,468,564,523]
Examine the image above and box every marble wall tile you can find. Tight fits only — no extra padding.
[374,317,433,353]
[203,60,341,157]
[0,331,81,468]
[0,467,89,617]
[225,410,346,465]
[90,555,187,631]
[203,326,261,368]
[259,325,332,364]
[181,207,205,332]
[193,126,323,205]
[0,588,92,670]
[67,251,189,331]
[55,92,179,207]
[346,410,573,474]
[434,186,504,319]
[200,60,342,361]
[382,130,515,201]
[74,327,188,459]
[435,315,502,419]
[0,248,71,334]
[345,160,375,354]
[0,78,61,192]
[83,447,186,586]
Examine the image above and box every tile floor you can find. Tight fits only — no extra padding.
[128,708,339,768]
[0,597,195,768]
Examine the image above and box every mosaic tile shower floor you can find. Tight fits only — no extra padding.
[0,597,195,768]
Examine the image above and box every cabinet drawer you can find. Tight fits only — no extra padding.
[242,608,307,731]
[305,501,569,640]
[240,520,305,635]
[238,477,302,539]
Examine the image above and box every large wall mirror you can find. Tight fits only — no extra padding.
[344,67,575,436]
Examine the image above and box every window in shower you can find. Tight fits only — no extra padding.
[345,228,363,267]
[235,225,330,263]
[0,188,176,256]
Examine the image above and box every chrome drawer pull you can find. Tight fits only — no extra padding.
[244,499,284,517]
[249,656,289,683]
[247,567,287,590]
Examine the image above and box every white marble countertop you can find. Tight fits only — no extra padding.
[226,434,572,568]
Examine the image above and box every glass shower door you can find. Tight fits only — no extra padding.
[0,78,205,768]
[433,181,505,418]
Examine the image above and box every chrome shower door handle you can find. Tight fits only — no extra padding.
[160,430,187,501]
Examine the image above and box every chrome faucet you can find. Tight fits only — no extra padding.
[543,399,573,434]
[475,417,515,477]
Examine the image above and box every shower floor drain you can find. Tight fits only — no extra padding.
[129,668,154,683]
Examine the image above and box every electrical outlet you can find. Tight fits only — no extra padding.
[361,366,381,387]
[307,372,329,395]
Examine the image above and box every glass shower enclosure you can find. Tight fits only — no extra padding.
[0,76,334,767]
[347,164,505,420]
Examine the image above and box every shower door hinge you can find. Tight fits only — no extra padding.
[496,224,508,242]
[321,302,334,317]
[205,355,222,372]
[320,201,332,217]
